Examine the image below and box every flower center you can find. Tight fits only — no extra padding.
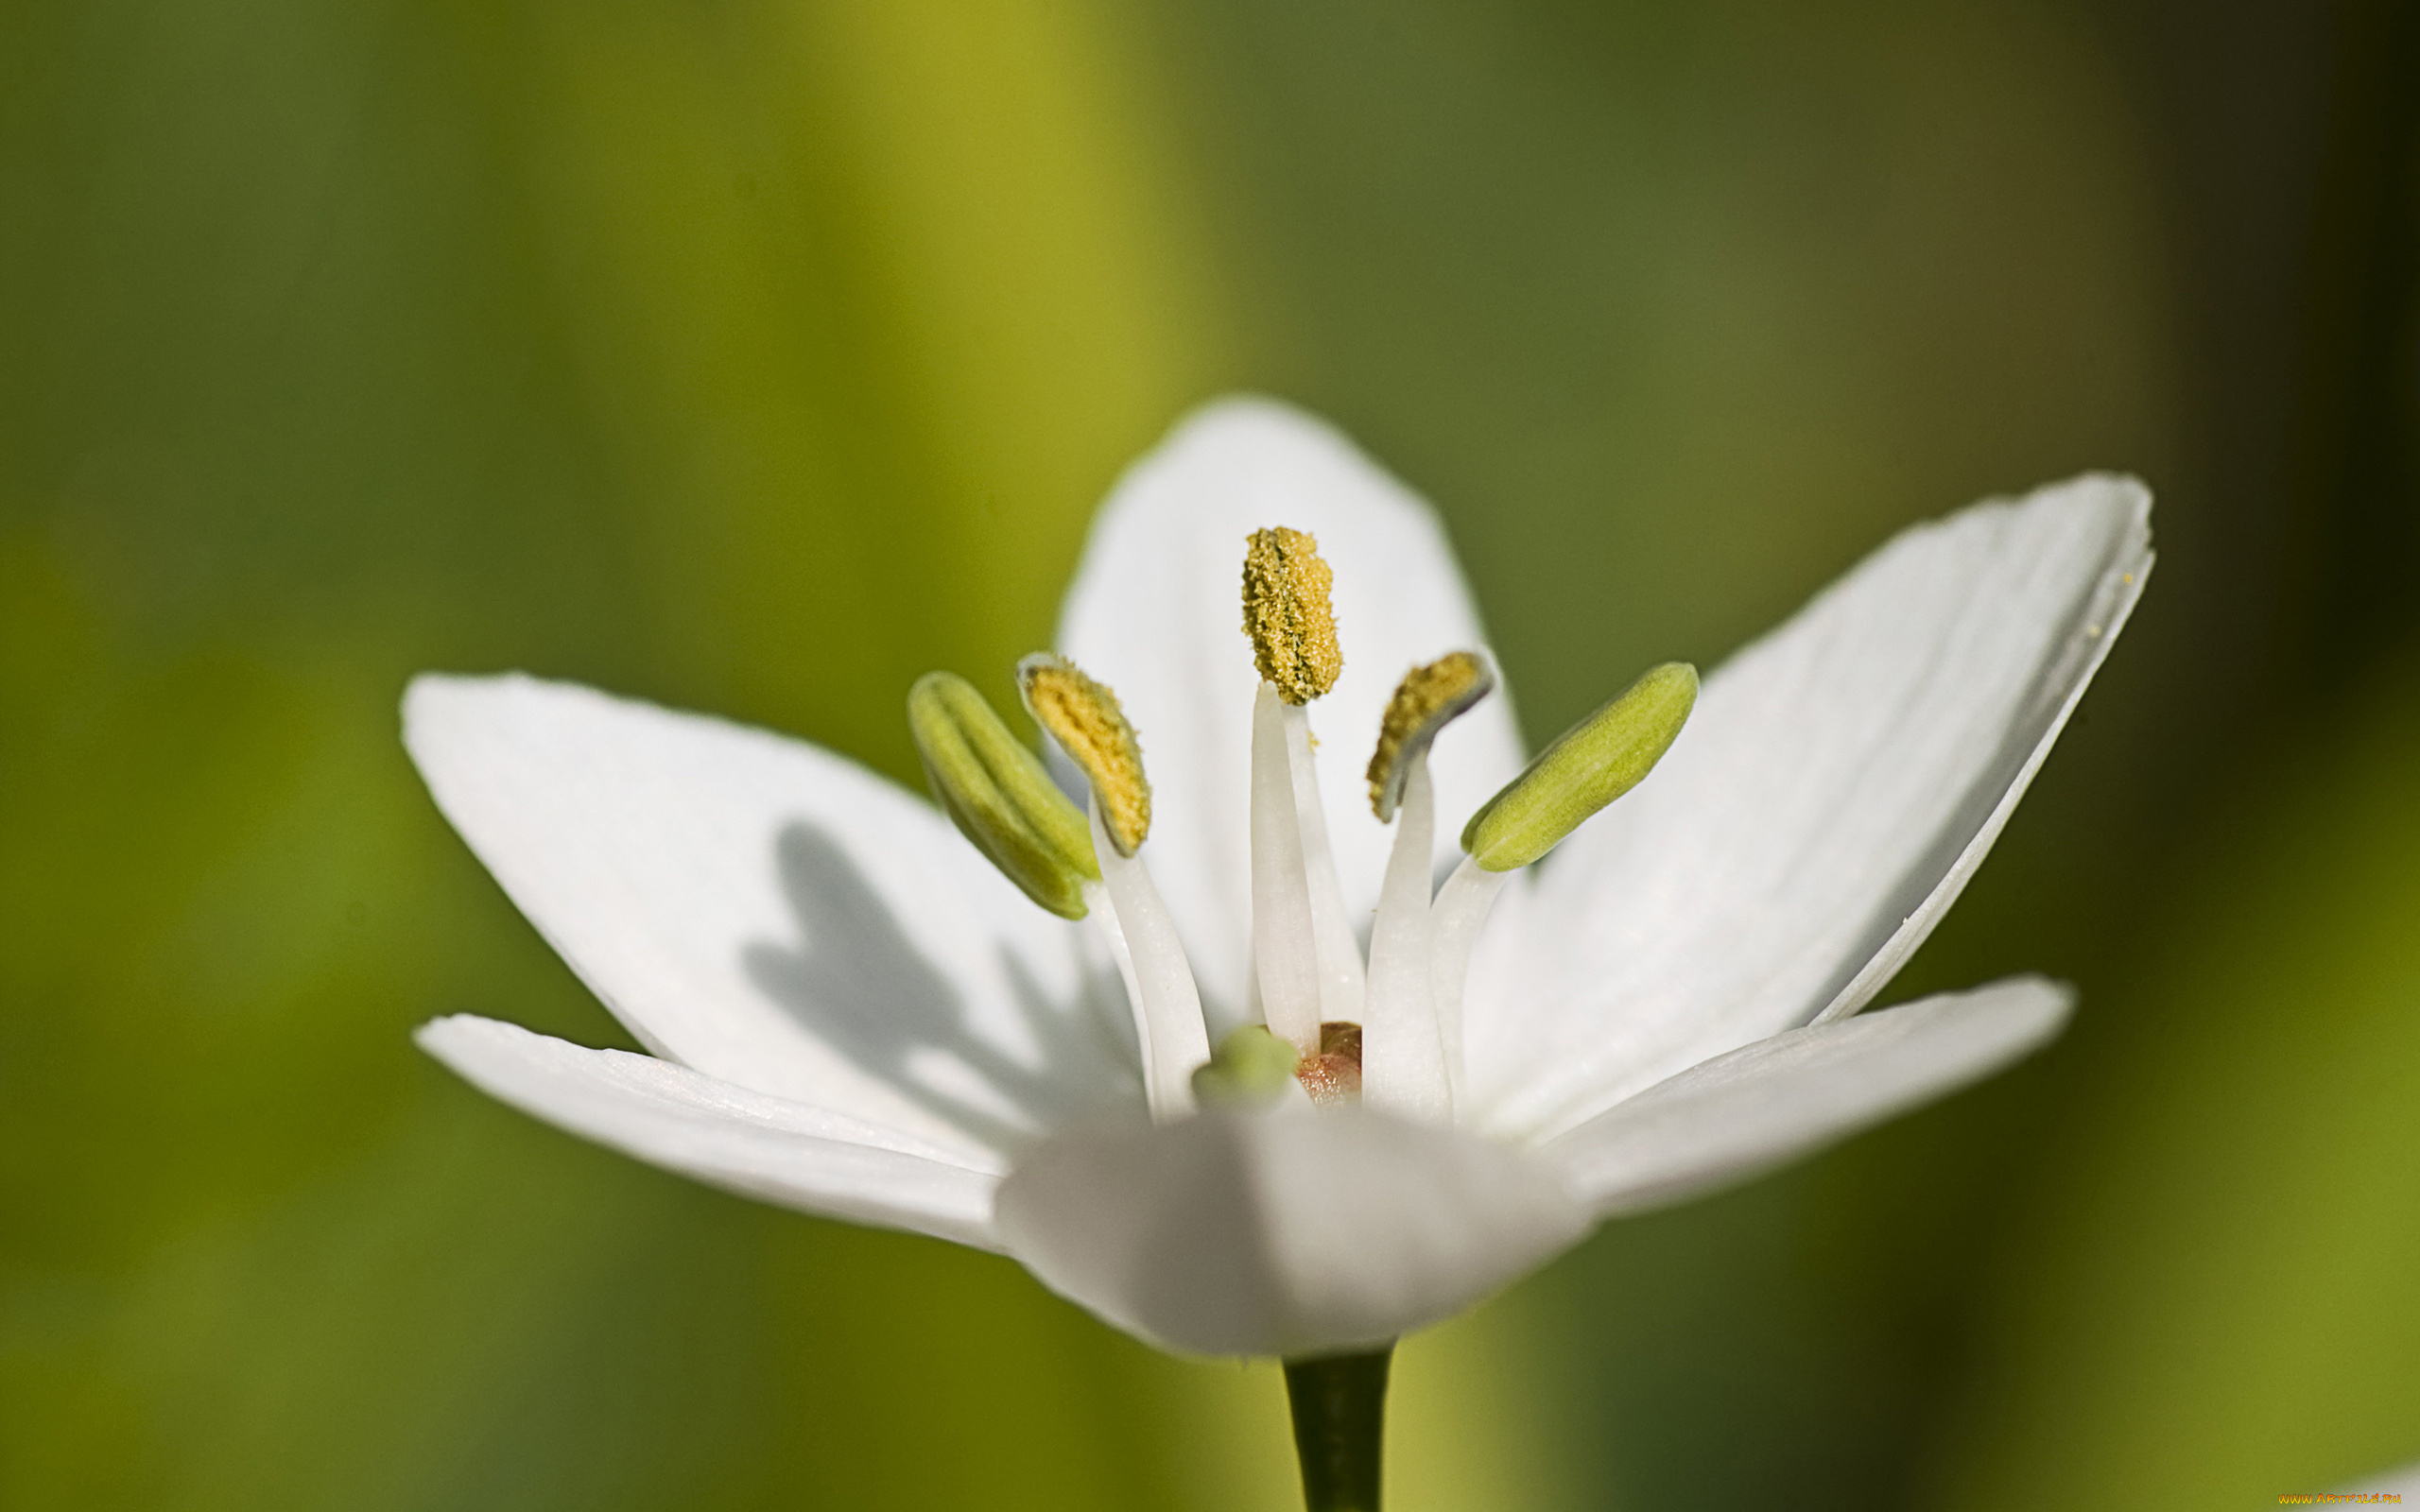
[906,525,1695,1130]
[1296,1022,1365,1108]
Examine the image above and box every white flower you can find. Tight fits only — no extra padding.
[2342,1460,2420,1498]
[407,397,2151,1360]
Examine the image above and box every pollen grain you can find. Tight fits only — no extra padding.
[1241,526,1343,705]
[1366,651,1494,819]
[1018,654,1152,855]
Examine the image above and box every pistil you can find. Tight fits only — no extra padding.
[1295,1022,1363,1108]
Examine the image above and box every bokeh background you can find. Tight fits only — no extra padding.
[5,0,2417,1506]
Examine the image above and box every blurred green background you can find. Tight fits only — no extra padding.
[4,0,2416,1506]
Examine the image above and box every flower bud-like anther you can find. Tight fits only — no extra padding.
[908,671,1098,919]
[1461,661,1698,871]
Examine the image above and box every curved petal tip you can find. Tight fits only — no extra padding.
[1544,975,2074,1218]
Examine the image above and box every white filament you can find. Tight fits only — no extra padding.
[1429,854,1510,1104]
[1080,874,1141,1021]
[1363,753,1450,1122]
[1251,681,1325,1054]
[1087,798,1209,1122]
[1280,701,1368,1030]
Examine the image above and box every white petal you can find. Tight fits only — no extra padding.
[1540,976,2071,1218]
[1479,475,2148,1137]
[1056,398,1528,1028]
[994,1104,1588,1357]
[417,1015,1005,1249]
[404,673,1137,1165]
[2343,1460,2420,1497]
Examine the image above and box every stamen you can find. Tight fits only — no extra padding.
[1008,655,1203,1120]
[1237,528,1361,1050]
[1462,661,1698,871]
[1018,654,1151,857]
[1427,662,1691,1098]
[1241,526,1343,705]
[906,672,1098,919]
[1362,752,1452,1122]
[1282,699,1368,1029]
[1366,651,1495,821]
[1428,855,1510,1104]
[1361,654,1496,1121]
[1084,796,1209,1121]
[1251,681,1326,1055]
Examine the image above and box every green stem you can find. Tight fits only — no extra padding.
[1283,1345,1394,1511]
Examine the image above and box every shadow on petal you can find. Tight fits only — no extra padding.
[742,820,1139,1154]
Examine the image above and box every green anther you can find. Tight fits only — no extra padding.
[1189,1024,1303,1109]
[1461,661,1698,871]
[907,671,1098,919]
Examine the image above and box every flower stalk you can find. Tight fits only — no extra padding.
[1285,1346,1394,1512]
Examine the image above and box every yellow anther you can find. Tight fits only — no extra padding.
[1365,651,1495,820]
[1241,526,1343,704]
[1017,654,1152,856]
